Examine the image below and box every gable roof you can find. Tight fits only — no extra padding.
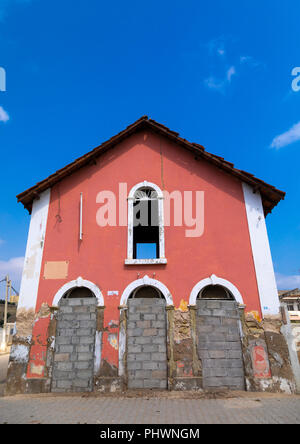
[17,116,285,214]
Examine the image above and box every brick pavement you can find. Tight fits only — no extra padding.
[0,392,300,424]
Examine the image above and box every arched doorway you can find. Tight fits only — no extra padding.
[121,276,172,390]
[51,279,102,393]
[190,275,245,390]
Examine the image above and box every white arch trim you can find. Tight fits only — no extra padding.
[120,275,173,306]
[189,274,244,306]
[128,180,164,200]
[52,276,104,307]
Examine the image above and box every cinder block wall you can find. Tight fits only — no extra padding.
[127,298,167,389]
[51,297,97,392]
[196,299,245,390]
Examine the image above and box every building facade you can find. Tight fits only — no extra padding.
[5,117,299,395]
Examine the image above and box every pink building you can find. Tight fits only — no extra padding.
[6,117,299,395]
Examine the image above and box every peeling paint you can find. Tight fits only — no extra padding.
[108,333,118,350]
[15,308,35,338]
[9,344,30,363]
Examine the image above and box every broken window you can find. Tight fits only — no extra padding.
[63,287,95,299]
[126,181,166,263]
[133,188,159,259]
[197,285,234,300]
[129,285,163,299]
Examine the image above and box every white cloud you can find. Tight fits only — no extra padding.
[0,257,24,298]
[271,121,300,149]
[0,239,5,245]
[276,273,300,290]
[0,106,9,122]
[207,36,226,57]
[204,66,236,94]
[226,66,236,82]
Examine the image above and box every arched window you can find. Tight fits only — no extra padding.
[125,181,167,264]
[63,287,95,299]
[129,285,163,299]
[197,284,234,300]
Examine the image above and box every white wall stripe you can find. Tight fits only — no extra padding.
[17,189,51,312]
[242,183,280,316]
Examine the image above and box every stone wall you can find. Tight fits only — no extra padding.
[5,296,299,395]
[196,300,245,390]
[51,297,97,393]
[127,298,167,389]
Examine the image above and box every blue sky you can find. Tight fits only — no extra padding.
[0,0,299,297]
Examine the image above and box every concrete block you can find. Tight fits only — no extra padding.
[78,352,93,361]
[56,362,73,371]
[127,362,142,370]
[135,353,151,361]
[73,379,89,388]
[203,368,228,377]
[134,370,152,379]
[76,345,91,353]
[57,380,72,389]
[68,299,83,306]
[142,361,159,370]
[76,369,93,379]
[228,368,244,377]
[128,379,144,389]
[77,328,92,336]
[205,301,221,309]
[73,306,89,313]
[144,314,156,321]
[228,350,243,359]
[152,370,167,379]
[151,352,166,361]
[80,336,95,344]
[79,320,95,329]
[54,353,70,362]
[151,321,165,329]
[142,344,158,353]
[208,350,226,359]
[128,345,142,353]
[144,379,162,388]
[143,328,157,336]
[152,337,165,344]
[74,362,90,370]
[83,298,97,305]
[127,328,143,337]
[137,321,151,328]
[58,345,74,353]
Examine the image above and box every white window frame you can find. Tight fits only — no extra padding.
[125,180,167,265]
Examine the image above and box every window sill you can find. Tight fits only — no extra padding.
[125,258,167,265]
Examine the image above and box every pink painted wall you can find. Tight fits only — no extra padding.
[27,130,261,377]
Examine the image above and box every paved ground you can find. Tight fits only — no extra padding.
[1,356,300,424]
[1,391,300,424]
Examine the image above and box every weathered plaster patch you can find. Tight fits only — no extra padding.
[30,363,44,376]
[43,261,69,280]
[173,310,191,342]
[9,344,30,363]
[108,333,118,350]
[16,308,35,338]
[35,303,51,320]
[108,320,119,328]
[177,299,188,312]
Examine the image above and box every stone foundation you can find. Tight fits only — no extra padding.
[5,300,300,395]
